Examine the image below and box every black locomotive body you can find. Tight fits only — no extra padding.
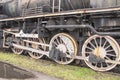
[1,0,120,16]
[0,0,120,72]
[1,0,120,29]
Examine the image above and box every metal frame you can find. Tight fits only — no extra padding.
[11,37,120,65]
[0,6,120,22]
[3,24,120,65]
[52,0,61,13]
[46,25,120,36]
[3,30,38,38]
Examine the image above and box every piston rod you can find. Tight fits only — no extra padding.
[12,42,120,65]
[12,43,49,56]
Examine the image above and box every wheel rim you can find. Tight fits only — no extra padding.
[82,35,120,71]
[50,33,77,65]
[11,37,24,55]
[28,38,46,59]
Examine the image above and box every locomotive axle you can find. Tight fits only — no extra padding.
[5,30,120,66]
[11,38,120,65]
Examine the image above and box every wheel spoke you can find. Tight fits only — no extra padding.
[28,38,45,59]
[105,56,111,60]
[94,38,98,47]
[55,38,60,44]
[86,47,94,51]
[93,63,97,68]
[86,56,89,61]
[100,37,102,47]
[82,35,119,71]
[12,37,23,55]
[53,42,58,46]
[89,42,96,49]
[105,45,111,50]
[50,33,77,65]
[100,63,103,68]
[106,49,114,53]
[85,52,92,54]
[103,40,107,48]
[59,36,64,44]
[106,54,116,57]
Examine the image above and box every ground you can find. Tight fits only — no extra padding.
[0,52,120,80]
[0,69,61,80]
[0,61,61,80]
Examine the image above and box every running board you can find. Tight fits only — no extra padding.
[12,43,49,57]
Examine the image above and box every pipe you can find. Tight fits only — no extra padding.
[45,25,120,36]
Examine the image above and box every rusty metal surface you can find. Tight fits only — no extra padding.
[1,0,120,17]
[91,0,117,8]
[0,6,120,22]
[2,0,50,16]
[2,0,90,17]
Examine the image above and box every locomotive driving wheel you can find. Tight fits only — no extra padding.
[82,35,120,71]
[11,36,24,55]
[28,38,46,59]
[50,33,77,65]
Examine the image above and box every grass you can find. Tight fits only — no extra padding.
[0,52,120,80]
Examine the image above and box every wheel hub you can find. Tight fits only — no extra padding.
[57,44,67,53]
[93,47,106,58]
[28,38,45,59]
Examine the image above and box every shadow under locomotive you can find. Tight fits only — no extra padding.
[0,61,35,79]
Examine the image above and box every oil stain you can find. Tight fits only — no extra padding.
[0,61,35,79]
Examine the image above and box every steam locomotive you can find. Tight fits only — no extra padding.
[0,0,120,72]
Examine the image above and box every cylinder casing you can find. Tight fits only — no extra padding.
[2,0,50,17]
[2,0,91,17]
[91,0,120,8]
[2,0,120,17]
